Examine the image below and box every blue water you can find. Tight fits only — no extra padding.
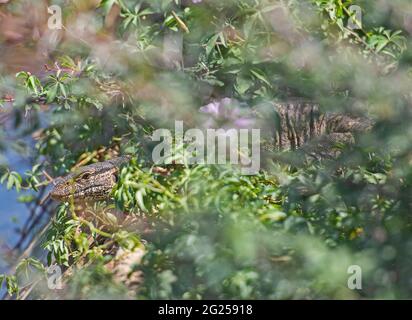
[0,189,29,248]
[0,150,31,269]
[0,102,53,298]
[0,149,33,300]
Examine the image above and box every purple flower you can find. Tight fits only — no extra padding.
[192,0,202,3]
[233,117,256,128]
[199,98,256,129]
[199,101,220,116]
[199,97,233,117]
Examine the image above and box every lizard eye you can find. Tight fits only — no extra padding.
[78,172,91,180]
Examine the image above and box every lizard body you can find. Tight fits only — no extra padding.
[271,101,373,151]
[50,102,373,202]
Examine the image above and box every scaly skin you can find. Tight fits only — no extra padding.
[50,156,131,202]
[272,101,373,151]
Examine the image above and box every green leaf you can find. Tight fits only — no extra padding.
[206,34,220,56]
[99,0,116,15]
[46,84,59,103]
[136,189,147,211]
[0,171,9,184]
[59,83,67,97]
[250,69,271,87]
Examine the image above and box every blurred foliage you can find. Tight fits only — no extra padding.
[0,0,412,299]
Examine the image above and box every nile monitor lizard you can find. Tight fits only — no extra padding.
[50,155,131,202]
[50,102,373,202]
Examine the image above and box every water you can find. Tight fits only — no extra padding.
[0,148,32,300]
[0,189,29,250]
[0,151,31,249]
[0,102,53,298]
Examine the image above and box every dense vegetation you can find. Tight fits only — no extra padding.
[1,0,412,299]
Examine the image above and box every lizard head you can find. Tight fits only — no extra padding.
[50,156,131,202]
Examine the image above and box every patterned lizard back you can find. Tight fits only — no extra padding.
[270,100,373,153]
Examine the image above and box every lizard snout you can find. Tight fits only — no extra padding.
[50,181,70,201]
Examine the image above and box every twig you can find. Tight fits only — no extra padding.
[171,11,190,34]
[42,170,56,185]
